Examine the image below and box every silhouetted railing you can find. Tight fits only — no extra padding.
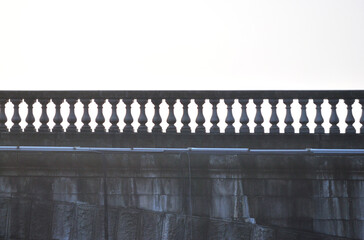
[0,91,363,134]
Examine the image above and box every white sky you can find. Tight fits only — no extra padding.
[1,0,364,90]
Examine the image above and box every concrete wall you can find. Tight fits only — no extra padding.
[0,198,353,240]
[0,150,362,239]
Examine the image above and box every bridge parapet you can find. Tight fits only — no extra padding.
[1,91,364,239]
[0,90,364,135]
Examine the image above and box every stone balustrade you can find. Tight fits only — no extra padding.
[0,90,363,134]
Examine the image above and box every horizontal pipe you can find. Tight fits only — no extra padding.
[309,149,364,154]
[249,149,309,154]
[1,146,364,155]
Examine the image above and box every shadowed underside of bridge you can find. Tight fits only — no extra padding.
[0,91,364,239]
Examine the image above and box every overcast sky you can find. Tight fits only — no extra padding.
[1,0,363,90]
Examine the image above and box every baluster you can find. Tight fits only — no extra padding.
[80,99,92,132]
[195,99,206,134]
[151,99,162,133]
[180,99,191,133]
[299,99,309,134]
[108,99,120,133]
[314,99,324,134]
[225,99,235,133]
[137,99,148,133]
[166,99,177,133]
[52,99,64,132]
[10,99,22,133]
[283,99,294,134]
[123,99,134,133]
[253,99,264,134]
[344,99,355,134]
[66,99,78,133]
[209,99,220,134]
[269,99,279,134]
[95,99,106,133]
[329,99,339,134]
[38,99,50,132]
[24,99,36,132]
[360,99,364,134]
[0,99,8,132]
[239,99,249,134]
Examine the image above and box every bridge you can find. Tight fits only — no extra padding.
[0,91,363,239]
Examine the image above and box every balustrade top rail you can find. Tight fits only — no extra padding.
[1,90,364,99]
[0,90,363,135]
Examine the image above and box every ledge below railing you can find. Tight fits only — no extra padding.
[0,91,363,135]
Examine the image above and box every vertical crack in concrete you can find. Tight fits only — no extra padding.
[186,152,193,239]
[100,152,109,240]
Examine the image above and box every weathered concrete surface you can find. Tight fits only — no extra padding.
[0,150,363,239]
[0,197,353,240]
